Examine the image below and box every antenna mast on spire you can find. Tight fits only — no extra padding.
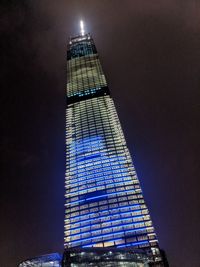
[80,20,85,36]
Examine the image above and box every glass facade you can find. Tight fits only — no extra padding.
[65,33,162,264]
[18,253,62,267]
[62,248,151,267]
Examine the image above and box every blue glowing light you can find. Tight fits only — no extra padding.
[117,240,149,248]
[70,223,149,238]
[82,238,122,248]
[70,226,150,244]
[69,219,150,235]
[68,213,148,230]
[65,135,155,248]
[66,189,138,205]
[67,204,141,219]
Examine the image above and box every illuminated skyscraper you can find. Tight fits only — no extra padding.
[19,22,168,267]
[64,22,165,266]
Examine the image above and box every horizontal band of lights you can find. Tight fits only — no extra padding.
[117,240,152,248]
[65,210,149,229]
[65,236,156,249]
[82,238,123,248]
[66,204,147,226]
[66,194,145,208]
[66,174,138,187]
[68,226,154,244]
[65,180,139,195]
[81,238,156,248]
[67,236,157,246]
[65,203,142,218]
[66,161,134,174]
[65,214,151,232]
[68,216,151,229]
[117,239,158,248]
[66,189,143,206]
[65,209,146,225]
[65,203,147,222]
[67,217,151,235]
[66,220,152,238]
[65,196,145,214]
[65,193,142,205]
[66,180,138,196]
[65,33,159,252]
[65,205,147,221]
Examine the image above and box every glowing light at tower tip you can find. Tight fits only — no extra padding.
[80,20,85,36]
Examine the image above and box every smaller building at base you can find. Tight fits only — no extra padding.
[18,253,62,267]
[19,248,168,267]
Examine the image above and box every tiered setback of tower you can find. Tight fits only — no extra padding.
[65,33,162,263]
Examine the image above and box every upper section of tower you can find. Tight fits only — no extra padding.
[66,21,110,104]
[67,34,96,60]
[67,21,96,59]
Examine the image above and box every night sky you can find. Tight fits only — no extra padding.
[1,1,200,266]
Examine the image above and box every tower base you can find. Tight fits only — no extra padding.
[62,247,164,267]
[19,248,168,267]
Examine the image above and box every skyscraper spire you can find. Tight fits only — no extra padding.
[80,20,85,36]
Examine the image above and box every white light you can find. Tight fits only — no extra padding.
[80,20,85,36]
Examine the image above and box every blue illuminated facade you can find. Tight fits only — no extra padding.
[65,32,163,264]
[18,27,168,267]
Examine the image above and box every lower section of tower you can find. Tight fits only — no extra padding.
[62,247,166,267]
[19,248,168,267]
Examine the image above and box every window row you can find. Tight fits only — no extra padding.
[67,210,149,232]
[66,176,138,191]
[66,192,144,209]
[65,199,145,216]
[66,184,138,198]
[67,217,152,239]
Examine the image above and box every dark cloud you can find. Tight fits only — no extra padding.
[0,1,200,266]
